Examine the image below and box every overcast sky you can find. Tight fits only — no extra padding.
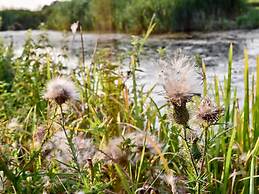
[0,0,59,10]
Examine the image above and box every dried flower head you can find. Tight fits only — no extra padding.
[6,118,22,131]
[135,184,159,194]
[71,21,79,34]
[160,50,202,126]
[43,77,79,105]
[163,172,187,194]
[33,125,46,148]
[95,131,162,165]
[94,136,129,165]
[197,97,223,125]
[42,131,96,170]
[160,50,201,106]
[163,172,177,193]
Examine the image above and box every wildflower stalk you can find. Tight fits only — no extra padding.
[200,126,209,172]
[79,24,85,67]
[59,104,81,175]
[130,16,156,127]
[79,23,89,115]
[131,55,139,119]
[182,126,201,194]
[184,131,198,175]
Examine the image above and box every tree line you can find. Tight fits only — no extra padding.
[0,0,248,33]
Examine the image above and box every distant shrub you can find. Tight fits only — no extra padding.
[237,8,259,28]
[0,10,44,30]
[0,0,249,32]
[0,42,14,86]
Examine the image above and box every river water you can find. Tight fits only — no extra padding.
[1,29,259,105]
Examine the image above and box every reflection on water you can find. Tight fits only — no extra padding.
[1,29,259,104]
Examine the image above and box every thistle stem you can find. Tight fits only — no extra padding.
[200,126,208,172]
[183,127,200,194]
[183,127,199,176]
[59,105,81,175]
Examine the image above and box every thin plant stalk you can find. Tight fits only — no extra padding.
[182,127,200,194]
[200,126,208,172]
[79,23,89,115]
[59,104,81,175]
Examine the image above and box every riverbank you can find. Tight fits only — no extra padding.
[1,0,259,33]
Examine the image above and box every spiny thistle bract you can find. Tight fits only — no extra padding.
[160,50,202,126]
[43,77,79,105]
[197,97,223,126]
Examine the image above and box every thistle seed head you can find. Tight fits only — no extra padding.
[95,131,162,166]
[197,97,223,125]
[42,131,96,170]
[43,77,79,105]
[6,118,22,131]
[160,50,202,107]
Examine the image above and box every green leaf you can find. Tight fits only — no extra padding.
[243,49,250,151]
[114,164,132,194]
[222,127,236,193]
[224,43,233,124]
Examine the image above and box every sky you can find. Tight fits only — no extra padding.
[0,0,59,10]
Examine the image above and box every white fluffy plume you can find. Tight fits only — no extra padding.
[159,50,202,105]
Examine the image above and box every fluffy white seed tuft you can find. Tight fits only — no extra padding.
[42,131,96,170]
[44,77,79,105]
[159,50,202,106]
[95,131,162,165]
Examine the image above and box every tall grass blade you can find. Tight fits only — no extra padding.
[114,164,132,194]
[214,75,220,106]
[249,156,255,194]
[224,43,233,124]
[136,136,146,183]
[202,61,207,96]
[231,88,237,123]
[243,49,250,151]
[222,127,236,193]
[254,56,259,144]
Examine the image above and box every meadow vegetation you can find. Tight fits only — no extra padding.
[0,21,258,194]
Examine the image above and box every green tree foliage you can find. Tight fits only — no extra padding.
[0,41,14,86]
[0,10,44,30]
[0,0,248,32]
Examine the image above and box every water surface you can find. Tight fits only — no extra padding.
[1,29,259,104]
